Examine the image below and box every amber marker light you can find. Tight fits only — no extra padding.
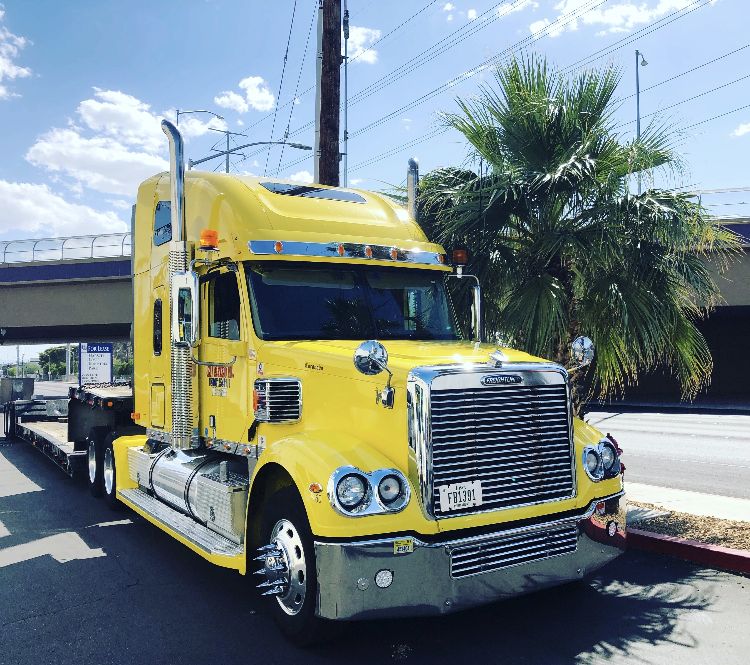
[337,243,345,256]
[199,228,219,250]
[252,388,259,412]
[274,240,284,253]
[389,247,399,260]
[131,412,140,420]
[364,245,373,259]
[309,483,323,494]
[436,253,445,264]
[452,248,468,266]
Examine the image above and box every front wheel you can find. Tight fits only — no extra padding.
[253,487,338,646]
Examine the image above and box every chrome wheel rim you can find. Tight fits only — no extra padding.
[103,447,114,495]
[270,519,307,616]
[87,440,97,484]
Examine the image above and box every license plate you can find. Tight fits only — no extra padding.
[438,480,483,512]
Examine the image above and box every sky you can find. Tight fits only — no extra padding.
[0,0,747,362]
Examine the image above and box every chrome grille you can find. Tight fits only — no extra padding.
[254,378,301,423]
[450,524,578,578]
[429,375,574,517]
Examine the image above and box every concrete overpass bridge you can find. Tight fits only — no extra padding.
[0,233,132,344]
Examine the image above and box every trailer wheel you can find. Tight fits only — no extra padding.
[87,433,104,497]
[253,487,338,646]
[102,437,121,510]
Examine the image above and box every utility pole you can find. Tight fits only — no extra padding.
[315,0,341,186]
[342,0,349,187]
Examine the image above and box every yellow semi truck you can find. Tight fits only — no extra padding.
[11,120,626,644]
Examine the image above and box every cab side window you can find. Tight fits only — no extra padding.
[154,201,172,246]
[208,272,241,340]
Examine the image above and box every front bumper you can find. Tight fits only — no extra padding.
[314,492,626,620]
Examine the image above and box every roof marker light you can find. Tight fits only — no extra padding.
[337,243,345,256]
[199,228,219,250]
[274,241,283,254]
[389,247,399,261]
[364,245,373,259]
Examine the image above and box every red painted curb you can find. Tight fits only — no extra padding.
[627,527,750,575]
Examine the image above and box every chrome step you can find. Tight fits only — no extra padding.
[119,488,244,557]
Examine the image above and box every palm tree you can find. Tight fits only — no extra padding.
[418,55,740,410]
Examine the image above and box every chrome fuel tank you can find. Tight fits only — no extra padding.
[129,446,249,543]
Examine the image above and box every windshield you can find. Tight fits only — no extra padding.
[245,262,460,341]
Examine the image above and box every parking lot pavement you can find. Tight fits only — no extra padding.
[1,437,749,665]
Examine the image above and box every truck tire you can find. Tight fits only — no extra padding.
[87,430,105,497]
[102,436,121,510]
[253,487,338,646]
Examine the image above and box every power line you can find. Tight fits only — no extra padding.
[349,126,449,172]
[617,73,750,128]
[683,103,750,131]
[348,0,441,65]
[622,42,750,100]
[272,2,317,175]
[264,0,298,176]
[562,0,713,72]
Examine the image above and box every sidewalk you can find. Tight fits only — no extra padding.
[589,398,750,414]
[627,482,750,523]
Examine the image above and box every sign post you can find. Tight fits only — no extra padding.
[79,343,113,385]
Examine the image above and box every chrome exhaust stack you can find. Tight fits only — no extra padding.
[407,158,419,222]
[161,119,195,450]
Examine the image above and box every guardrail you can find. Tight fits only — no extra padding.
[0,233,132,264]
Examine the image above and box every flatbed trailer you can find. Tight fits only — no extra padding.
[3,384,138,478]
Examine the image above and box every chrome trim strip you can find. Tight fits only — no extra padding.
[248,240,446,266]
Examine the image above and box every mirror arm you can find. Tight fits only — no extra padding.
[191,355,237,368]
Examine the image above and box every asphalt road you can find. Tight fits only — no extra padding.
[1,437,749,665]
[586,411,750,499]
[32,381,77,398]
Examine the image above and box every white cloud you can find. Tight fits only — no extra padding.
[443,3,455,10]
[107,199,133,210]
[402,117,413,131]
[288,170,313,184]
[78,89,164,152]
[214,89,249,114]
[239,76,275,112]
[26,128,168,196]
[732,122,750,137]
[350,178,363,186]
[26,88,173,196]
[349,26,381,64]
[175,114,227,139]
[0,8,32,100]
[236,118,244,127]
[0,180,127,237]
[446,13,454,21]
[530,0,716,38]
[499,0,538,18]
[467,8,478,19]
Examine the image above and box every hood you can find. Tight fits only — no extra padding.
[259,339,549,383]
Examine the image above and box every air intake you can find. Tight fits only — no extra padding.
[254,379,302,423]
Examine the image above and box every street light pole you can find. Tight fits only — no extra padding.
[188,140,312,170]
[635,49,648,194]
[175,109,224,127]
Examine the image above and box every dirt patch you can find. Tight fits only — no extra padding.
[629,501,750,551]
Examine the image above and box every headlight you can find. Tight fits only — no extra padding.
[583,447,603,481]
[328,466,411,516]
[336,474,367,508]
[600,441,617,471]
[378,475,402,504]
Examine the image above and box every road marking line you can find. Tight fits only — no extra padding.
[0,519,9,538]
[86,519,132,528]
[0,532,105,567]
[0,450,42,498]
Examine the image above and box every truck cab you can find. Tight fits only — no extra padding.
[105,121,626,644]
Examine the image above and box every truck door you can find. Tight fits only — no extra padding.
[199,268,249,447]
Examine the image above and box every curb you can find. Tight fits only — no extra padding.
[627,527,750,575]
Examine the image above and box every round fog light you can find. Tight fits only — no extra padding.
[378,475,402,504]
[375,569,394,588]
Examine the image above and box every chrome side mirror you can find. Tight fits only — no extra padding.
[354,340,395,409]
[571,336,595,368]
[171,271,200,348]
[353,340,388,375]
